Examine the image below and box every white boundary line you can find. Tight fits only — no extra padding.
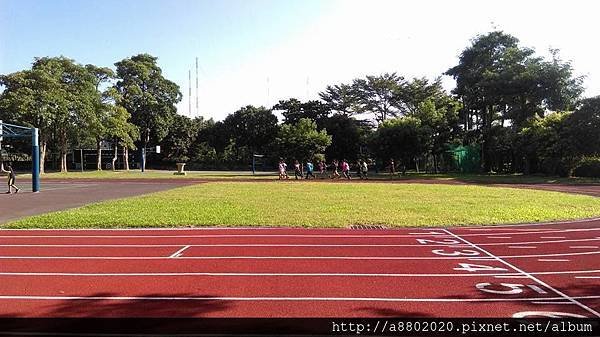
[0,244,474,248]
[442,228,600,318]
[0,251,598,260]
[0,294,598,302]
[0,269,598,277]
[168,245,190,258]
[1,216,597,231]
[0,237,597,247]
[2,227,598,238]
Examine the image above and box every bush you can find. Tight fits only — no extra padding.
[573,157,600,178]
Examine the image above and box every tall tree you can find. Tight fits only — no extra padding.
[351,73,407,123]
[273,98,330,127]
[161,114,201,163]
[321,115,373,161]
[369,117,428,174]
[446,31,584,171]
[84,64,116,170]
[222,105,279,155]
[319,84,356,116]
[0,57,97,172]
[275,118,331,163]
[114,54,181,169]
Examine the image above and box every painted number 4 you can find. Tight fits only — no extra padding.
[454,263,508,272]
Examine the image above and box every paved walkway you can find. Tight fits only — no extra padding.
[0,180,194,224]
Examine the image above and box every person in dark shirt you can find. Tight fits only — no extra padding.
[1,163,20,194]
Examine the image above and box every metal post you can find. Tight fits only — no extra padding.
[141,147,146,173]
[0,120,3,172]
[32,128,40,192]
[252,155,256,175]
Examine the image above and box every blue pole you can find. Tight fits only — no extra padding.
[32,128,40,192]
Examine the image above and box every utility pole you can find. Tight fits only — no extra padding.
[196,57,199,116]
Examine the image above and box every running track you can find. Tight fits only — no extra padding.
[0,219,599,318]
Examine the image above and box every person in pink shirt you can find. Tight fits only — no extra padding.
[341,159,351,180]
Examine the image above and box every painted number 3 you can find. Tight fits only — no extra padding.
[431,249,480,256]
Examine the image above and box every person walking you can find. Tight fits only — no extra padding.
[356,160,363,179]
[318,160,327,179]
[278,159,289,180]
[361,159,369,180]
[1,163,20,194]
[341,159,351,180]
[305,160,315,179]
[330,160,340,179]
[293,160,303,179]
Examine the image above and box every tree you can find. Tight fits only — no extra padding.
[84,64,117,170]
[105,102,139,171]
[319,84,356,116]
[222,105,279,155]
[0,57,99,172]
[161,114,201,163]
[321,115,373,162]
[407,94,462,172]
[517,113,574,176]
[351,73,407,123]
[275,118,331,163]
[446,31,584,171]
[369,117,428,174]
[566,97,600,156]
[273,98,330,127]
[114,54,181,169]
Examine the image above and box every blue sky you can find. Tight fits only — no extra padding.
[1,0,599,120]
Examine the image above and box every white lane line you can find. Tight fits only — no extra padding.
[168,245,190,258]
[443,229,600,318]
[1,227,598,239]
[0,237,596,247]
[537,259,570,262]
[540,237,566,239]
[0,234,453,238]
[0,295,598,302]
[0,251,598,260]
[0,244,470,248]
[454,228,600,237]
[1,269,598,277]
[508,246,537,249]
[0,272,520,277]
[575,276,600,279]
[570,246,598,249]
[532,301,573,305]
[461,217,600,229]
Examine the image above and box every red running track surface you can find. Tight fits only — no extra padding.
[0,219,598,318]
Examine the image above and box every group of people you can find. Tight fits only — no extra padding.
[1,163,20,194]
[278,158,370,180]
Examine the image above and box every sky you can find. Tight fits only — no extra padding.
[1,0,599,121]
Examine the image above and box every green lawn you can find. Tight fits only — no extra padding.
[7,182,600,228]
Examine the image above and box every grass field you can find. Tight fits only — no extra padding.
[7,182,600,228]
